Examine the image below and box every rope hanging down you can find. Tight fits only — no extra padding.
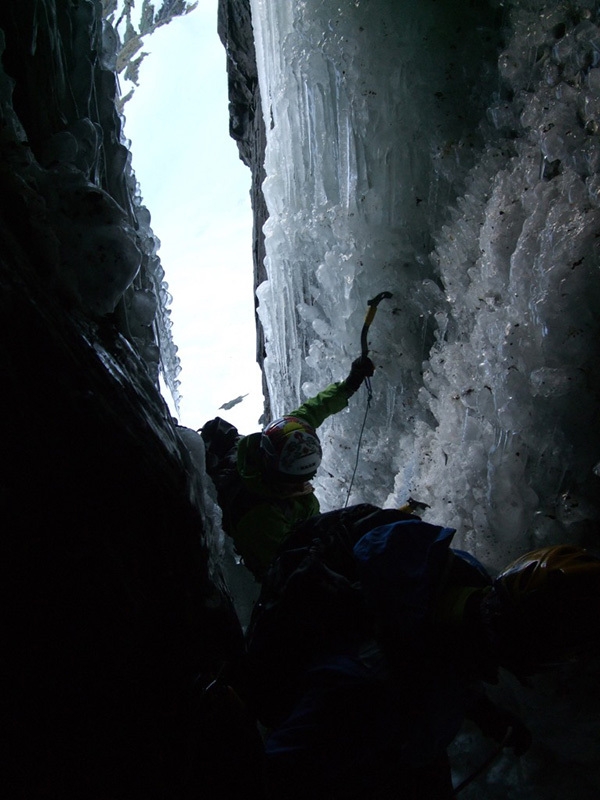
[345,292,392,507]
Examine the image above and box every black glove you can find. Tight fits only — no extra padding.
[469,696,532,756]
[344,356,375,396]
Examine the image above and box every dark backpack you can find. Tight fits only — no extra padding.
[244,503,417,726]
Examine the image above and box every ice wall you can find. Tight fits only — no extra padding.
[250,0,600,794]
[250,0,600,567]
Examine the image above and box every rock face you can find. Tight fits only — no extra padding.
[218,0,271,419]
[0,2,264,796]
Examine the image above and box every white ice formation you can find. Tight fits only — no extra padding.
[249,2,600,794]
[251,0,600,566]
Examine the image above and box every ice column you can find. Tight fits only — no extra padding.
[251,0,599,566]
[250,2,600,790]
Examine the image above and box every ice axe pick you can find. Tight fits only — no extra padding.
[360,291,393,395]
[360,292,393,358]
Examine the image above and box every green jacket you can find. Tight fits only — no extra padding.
[230,380,352,579]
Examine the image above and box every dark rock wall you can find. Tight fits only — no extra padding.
[0,2,264,796]
[218,0,270,421]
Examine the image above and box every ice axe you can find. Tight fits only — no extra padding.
[360,291,393,358]
[360,291,393,398]
[345,291,393,506]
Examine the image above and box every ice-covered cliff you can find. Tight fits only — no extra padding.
[250,0,600,567]
[248,0,600,795]
[2,0,599,797]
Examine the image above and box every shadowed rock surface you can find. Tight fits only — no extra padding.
[0,2,265,796]
[218,0,270,421]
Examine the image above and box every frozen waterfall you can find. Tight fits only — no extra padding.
[250,0,599,567]
[248,1,600,795]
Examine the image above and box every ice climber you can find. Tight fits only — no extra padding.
[201,356,375,580]
[242,504,600,799]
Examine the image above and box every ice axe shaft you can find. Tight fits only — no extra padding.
[344,291,392,508]
[361,292,393,358]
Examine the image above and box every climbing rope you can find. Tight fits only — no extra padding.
[344,381,372,508]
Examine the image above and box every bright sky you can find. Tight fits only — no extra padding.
[121,1,264,434]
